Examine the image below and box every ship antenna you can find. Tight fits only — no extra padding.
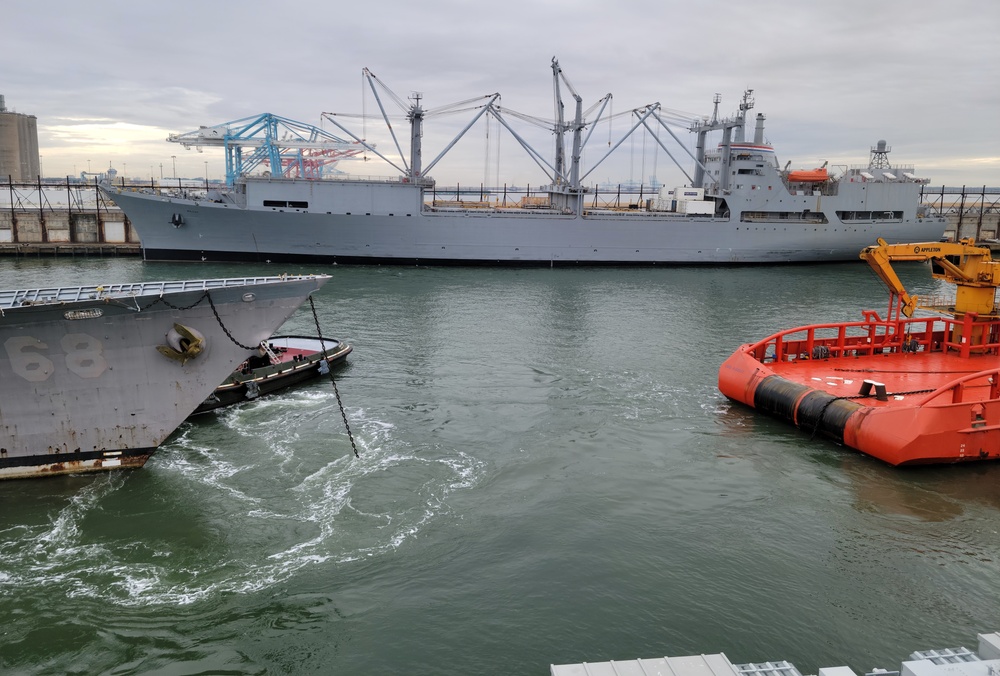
[739,89,754,119]
[870,139,891,169]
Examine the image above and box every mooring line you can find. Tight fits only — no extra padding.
[309,295,360,458]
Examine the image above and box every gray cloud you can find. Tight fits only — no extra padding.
[5,0,998,186]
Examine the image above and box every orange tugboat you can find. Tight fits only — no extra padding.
[718,238,1000,465]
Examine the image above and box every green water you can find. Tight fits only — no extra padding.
[0,258,998,674]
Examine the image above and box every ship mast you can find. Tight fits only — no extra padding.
[551,57,583,191]
[409,92,423,179]
[691,89,753,191]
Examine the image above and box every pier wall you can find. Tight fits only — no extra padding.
[946,213,1000,242]
[0,209,139,256]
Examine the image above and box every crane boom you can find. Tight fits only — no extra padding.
[859,237,1000,317]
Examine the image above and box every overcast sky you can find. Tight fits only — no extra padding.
[4,0,999,189]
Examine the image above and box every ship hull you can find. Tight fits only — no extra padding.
[0,275,329,479]
[104,179,946,265]
[718,313,1000,466]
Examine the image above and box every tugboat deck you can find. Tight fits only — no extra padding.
[767,349,1000,408]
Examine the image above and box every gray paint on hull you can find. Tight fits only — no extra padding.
[107,186,946,265]
[0,276,329,478]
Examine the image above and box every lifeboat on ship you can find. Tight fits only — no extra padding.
[787,167,829,182]
[718,237,1000,466]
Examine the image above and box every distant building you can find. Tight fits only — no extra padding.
[0,95,40,181]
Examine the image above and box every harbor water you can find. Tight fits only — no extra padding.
[1,258,998,674]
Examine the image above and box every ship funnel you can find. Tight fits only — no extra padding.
[754,113,766,144]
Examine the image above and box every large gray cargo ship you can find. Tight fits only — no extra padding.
[103,63,946,265]
[0,274,329,479]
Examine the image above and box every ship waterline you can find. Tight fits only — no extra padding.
[105,178,947,265]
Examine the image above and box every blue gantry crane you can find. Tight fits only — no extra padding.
[167,113,364,186]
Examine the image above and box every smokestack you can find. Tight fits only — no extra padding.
[754,113,766,145]
[0,95,6,113]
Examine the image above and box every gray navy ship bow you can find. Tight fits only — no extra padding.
[0,274,330,479]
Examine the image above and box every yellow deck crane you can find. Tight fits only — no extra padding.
[860,237,1000,317]
[860,237,1000,348]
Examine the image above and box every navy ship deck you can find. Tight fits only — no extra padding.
[0,275,323,309]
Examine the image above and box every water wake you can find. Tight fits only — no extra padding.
[0,394,487,607]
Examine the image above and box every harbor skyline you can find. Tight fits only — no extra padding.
[4,0,999,188]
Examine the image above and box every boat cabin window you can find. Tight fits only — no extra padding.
[263,200,309,209]
[836,210,903,222]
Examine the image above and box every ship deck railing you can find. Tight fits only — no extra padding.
[749,310,1000,364]
[0,275,319,309]
[748,311,1000,405]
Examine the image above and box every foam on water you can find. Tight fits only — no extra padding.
[0,394,488,608]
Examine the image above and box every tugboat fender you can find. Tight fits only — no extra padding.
[245,379,260,400]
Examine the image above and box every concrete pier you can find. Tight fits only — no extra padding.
[0,208,140,256]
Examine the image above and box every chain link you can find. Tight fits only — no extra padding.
[206,292,260,350]
[138,290,259,350]
[138,287,358,457]
[310,295,360,458]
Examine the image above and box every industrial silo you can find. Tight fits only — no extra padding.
[0,95,40,181]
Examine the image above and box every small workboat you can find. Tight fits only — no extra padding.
[718,237,1000,465]
[192,335,352,415]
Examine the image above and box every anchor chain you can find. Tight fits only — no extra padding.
[309,295,360,458]
[138,290,260,351]
[206,292,259,350]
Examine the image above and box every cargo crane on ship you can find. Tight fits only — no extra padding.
[167,113,365,186]
[102,59,947,266]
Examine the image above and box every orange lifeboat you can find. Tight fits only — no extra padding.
[787,167,829,182]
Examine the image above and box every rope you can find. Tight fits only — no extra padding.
[309,295,360,458]
[808,396,846,440]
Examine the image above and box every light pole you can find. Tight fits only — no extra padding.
[171,155,176,179]
[87,159,91,174]
[39,155,43,179]
[159,163,163,180]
